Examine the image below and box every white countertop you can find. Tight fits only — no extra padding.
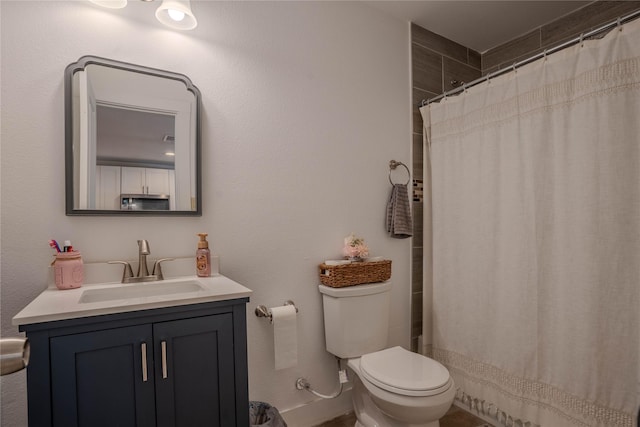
[13,275,252,326]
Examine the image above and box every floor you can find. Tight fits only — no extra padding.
[315,404,492,427]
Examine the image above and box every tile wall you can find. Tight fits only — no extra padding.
[410,0,640,351]
[410,25,481,350]
[483,1,640,73]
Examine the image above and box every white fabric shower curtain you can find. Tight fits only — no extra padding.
[420,18,640,427]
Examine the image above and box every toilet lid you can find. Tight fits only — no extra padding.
[360,346,451,397]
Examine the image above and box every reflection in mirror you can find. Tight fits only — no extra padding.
[97,106,175,168]
[65,56,201,215]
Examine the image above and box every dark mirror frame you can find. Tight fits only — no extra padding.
[65,55,202,216]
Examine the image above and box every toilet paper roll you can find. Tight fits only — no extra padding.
[271,305,298,370]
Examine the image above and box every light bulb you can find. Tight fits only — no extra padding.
[167,9,185,22]
[155,0,197,30]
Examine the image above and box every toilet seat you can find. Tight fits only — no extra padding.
[359,346,452,397]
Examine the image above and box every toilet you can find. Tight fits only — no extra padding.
[319,281,455,427]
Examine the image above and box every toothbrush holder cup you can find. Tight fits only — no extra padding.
[53,252,84,290]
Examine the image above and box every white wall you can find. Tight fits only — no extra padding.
[0,1,411,425]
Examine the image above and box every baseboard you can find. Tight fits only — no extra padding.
[281,387,353,427]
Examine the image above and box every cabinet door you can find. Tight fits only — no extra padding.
[121,167,146,194]
[95,165,121,209]
[168,169,176,210]
[50,325,156,427]
[154,314,236,427]
[145,168,171,195]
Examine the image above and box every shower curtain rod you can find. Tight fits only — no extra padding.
[420,8,640,107]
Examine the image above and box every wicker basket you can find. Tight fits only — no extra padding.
[318,260,391,288]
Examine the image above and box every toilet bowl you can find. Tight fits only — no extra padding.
[347,347,455,427]
[318,282,455,427]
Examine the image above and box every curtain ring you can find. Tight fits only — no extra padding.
[543,49,548,61]
[617,17,623,31]
[389,160,410,186]
[579,33,584,47]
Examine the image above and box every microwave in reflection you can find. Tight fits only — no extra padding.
[121,194,170,211]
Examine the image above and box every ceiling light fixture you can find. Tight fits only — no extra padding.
[155,0,197,31]
[89,0,128,8]
[88,0,198,31]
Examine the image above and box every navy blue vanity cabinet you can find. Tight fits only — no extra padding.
[19,299,249,427]
[50,324,157,426]
[153,314,236,426]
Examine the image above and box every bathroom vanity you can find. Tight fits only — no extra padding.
[13,275,251,427]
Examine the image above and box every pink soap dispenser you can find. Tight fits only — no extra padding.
[196,233,211,277]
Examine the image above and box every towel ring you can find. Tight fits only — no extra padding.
[389,160,410,185]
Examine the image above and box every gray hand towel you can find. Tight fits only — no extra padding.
[386,183,413,239]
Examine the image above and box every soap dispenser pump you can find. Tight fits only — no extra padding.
[196,233,211,277]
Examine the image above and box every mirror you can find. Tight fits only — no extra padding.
[65,56,201,215]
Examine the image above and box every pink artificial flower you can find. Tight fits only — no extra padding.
[343,244,360,258]
[342,233,370,258]
[355,243,369,258]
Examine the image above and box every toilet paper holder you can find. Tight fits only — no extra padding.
[255,300,298,321]
[0,338,30,376]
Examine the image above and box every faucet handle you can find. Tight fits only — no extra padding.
[152,258,175,281]
[108,261,134,283]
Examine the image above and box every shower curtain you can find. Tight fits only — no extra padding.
[420,18,640,427]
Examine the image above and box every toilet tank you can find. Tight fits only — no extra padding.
[318,281,391,359]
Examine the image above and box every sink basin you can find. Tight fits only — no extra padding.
[79,280,206,304]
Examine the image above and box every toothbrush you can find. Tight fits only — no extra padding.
[49,240,61,253]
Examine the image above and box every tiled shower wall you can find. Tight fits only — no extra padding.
[482,1,640,74]
[410,0,640,351]
[410,26,482,350]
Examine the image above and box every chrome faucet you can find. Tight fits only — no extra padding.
[109,240,174,283]
[137,239,151,278]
